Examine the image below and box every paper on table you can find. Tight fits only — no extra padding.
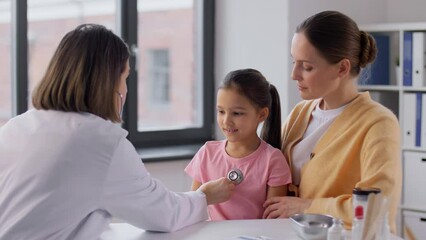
[225,235,273,240]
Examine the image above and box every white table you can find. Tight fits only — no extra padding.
[100,219,404,240]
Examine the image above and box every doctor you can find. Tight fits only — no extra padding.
[0,24,235,240]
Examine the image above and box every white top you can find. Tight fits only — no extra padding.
[0,110,208,240]
[291,102,346,185]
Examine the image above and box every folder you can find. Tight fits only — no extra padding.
[422,93,426,148]
[370,34,390,85]
[403,32,413,86]
[412,32,426,87]
[420,93,426,148]
[403,93,416,148]
[415,93,422,147]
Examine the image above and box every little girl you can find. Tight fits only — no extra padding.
[185,68,292,220]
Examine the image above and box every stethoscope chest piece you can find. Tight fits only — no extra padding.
[227,169,244,185]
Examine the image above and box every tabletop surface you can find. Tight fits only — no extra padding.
[99,218,403,240]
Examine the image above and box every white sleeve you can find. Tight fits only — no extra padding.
[101,138,208,232]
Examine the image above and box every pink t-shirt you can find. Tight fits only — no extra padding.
[184,139,291,220]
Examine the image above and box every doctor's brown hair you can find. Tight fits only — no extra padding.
[296,10,377,76]
[219,68,282,149]
[32,24,129,123]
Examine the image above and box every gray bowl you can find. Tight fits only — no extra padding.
[290,213,334,240]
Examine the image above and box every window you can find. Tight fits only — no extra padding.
[4,0,214,161]
[0,0,11,127]
[148,49,170,106]
[122,0,214,159]
[136,1,200,132]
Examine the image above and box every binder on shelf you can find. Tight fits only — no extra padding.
[371,34,390,85]
[412,32,426,87]
[422,93,426,148]
[403,32,413,86]
[359,34,390,85]
[415,93,422,147]
[403,93,416,148]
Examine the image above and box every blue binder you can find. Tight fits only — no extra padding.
[416,93,422,147]
[360,34,390,85]
[403,32,413,86]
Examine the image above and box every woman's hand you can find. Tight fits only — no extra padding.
[262,196,313,219]
[198,177,235,205]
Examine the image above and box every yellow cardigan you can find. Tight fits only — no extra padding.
[281,92,401,232]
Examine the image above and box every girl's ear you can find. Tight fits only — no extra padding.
[259,107,269,122]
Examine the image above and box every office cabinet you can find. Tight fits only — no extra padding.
[360,22,426,239]
[403,210,426,240]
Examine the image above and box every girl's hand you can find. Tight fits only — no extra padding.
[262,196,313,219]
[199,177,235,205]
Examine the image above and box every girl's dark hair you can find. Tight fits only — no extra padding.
[296,10,377,75]
[32,24,130,123]
[219,69,282,149]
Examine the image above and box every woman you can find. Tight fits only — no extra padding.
[0,24,235,240]
[262,11,401,233]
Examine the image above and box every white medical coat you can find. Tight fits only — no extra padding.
[0,109,208,240]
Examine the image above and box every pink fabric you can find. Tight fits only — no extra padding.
[185,140,291,220]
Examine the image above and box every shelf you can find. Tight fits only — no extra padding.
[358,85,400,91]
[402,147,426,152]
[358,86,426,92]
[400,205,426,212]
[402,86,426,92]
[361,22,426,236]
[360,22,426,32]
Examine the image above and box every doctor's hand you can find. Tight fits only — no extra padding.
[262,196,313,219]
[199,177,235,205]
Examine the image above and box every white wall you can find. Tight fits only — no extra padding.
[386,0,426,23]
[214,0,289,139]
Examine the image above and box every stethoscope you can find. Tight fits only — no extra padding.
[227,169,244,185]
